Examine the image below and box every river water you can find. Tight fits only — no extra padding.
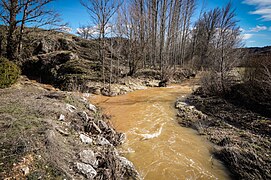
[90,81,230,180]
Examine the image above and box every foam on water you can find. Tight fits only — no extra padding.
[91,82,230,180]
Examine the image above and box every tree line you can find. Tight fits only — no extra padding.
[0,0,243,94]
[78,0,241,92]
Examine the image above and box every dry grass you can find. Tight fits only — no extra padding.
[0,76,139,179]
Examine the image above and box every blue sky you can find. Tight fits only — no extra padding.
[203,0,271,47]
[51,0,271,47]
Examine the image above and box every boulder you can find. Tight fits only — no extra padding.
[76,162,97,179]
[98,120,109,131]
[96,136,112,146]
[119,156,134,169]
[118,156,140,178]
[78,111,89,122]
[79,150,98,167]
[88,103,97,113]
[66,103,76,112]
[80,134,93,144]
[90,122,102,134]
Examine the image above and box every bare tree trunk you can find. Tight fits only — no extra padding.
[6,0,18,60]
[18,0,29,55]
[159,0,167,73]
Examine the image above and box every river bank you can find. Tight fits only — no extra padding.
[176,94,271,179]
[91,81,231,179]
[0,76,139,179]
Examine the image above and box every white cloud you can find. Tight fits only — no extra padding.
[243,0,271,6]
[76,26,100,36]
[249,25,267,32]
[243,33,254,40]
[60,26,73,33]
[243,0,271,21]
[240,28,245,32]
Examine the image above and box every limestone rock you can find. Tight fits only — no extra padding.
[78,111,89,122]
[119,156,134,169]
[66,103,76,112]
[21,166,30,175]
[117,133,126,144]
[88,104,97,113]
[76,162,97,179]
[175,100,207,128]
[55,127,69,136]
[79,150,98,167]
[91,121,102,134]
[96,136,112,146]
[58,114,65,121]
[98,120,108,131]
[80,134,93,144]
[118,156,140,178]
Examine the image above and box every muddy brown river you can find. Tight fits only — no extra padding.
[91,80,230,179]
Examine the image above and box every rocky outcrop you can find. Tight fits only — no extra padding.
[23,51,80,84]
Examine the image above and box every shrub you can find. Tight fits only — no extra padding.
[200,71,224,96]
[0,57,20,88]
[243,56,271,96]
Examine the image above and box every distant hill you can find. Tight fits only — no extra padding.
[239,46,271,67]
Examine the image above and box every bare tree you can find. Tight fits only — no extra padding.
[81,0,122,86]
[158,0,167,72]
[196,3,241,95]
[215,2,241,93]
[179,0,195,66]
[192,7,221,69]
[0,0,63,60]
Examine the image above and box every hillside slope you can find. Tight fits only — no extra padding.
[0,76,139,179]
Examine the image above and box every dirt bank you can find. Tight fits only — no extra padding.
[0,76,139,179]
[176,94,271,179]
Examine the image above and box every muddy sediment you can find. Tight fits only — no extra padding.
[176,94,271,179]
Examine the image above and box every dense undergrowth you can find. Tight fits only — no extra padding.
[0,57,20,88]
